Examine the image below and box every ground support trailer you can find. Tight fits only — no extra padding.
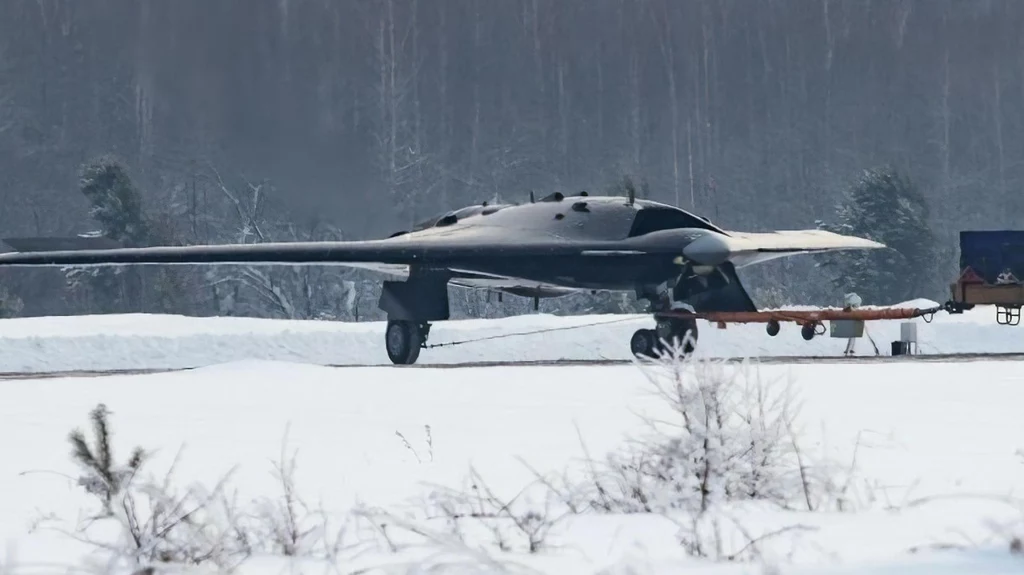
[650,305,940,355]
[656,305,939,340]
[946,230,1024,326]
[640,305,945,358]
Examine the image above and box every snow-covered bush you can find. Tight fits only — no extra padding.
[577,350,803,514]
[576,347,855,517]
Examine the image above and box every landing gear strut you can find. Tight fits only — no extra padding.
[385,320,431,365]
[631,316,699,359]
[378,272,448,365]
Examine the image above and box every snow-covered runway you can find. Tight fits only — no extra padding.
[5,351,1024,381]
[0,299,1021,373]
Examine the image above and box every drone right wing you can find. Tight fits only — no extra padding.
[0,233,577,268]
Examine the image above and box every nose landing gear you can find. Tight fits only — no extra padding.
[631,316,699,359]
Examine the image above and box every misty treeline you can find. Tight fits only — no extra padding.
[0,0,1017,320]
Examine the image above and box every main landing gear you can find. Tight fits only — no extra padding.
[630,315,699,359]
[385,320,432,365]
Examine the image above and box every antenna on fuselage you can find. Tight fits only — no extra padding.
[529,190,535,203]
[626,179,636,205]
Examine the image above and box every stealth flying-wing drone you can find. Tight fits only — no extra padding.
[0,191,883,364]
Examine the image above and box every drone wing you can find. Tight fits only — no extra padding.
[719,229,885,267]
[0,231,621,298]
[0,233,573,268]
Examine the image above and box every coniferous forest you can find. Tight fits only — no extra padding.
[0,0,1020,320]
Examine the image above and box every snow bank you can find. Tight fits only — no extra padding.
[0,299,1021,372]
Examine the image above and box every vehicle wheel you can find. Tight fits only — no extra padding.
[385,320,423,365]
[630,328,657,358]
[766,320,780,337]
[800,322,816,341]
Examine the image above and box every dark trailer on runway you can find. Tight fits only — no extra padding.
[949,230,1024,325]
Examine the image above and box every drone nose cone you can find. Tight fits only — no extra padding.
[682,233,731,266]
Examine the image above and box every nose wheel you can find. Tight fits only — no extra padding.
[630,328,658,357]
[631,317,699,359]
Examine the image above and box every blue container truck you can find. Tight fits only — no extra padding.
[950,230,1024,325]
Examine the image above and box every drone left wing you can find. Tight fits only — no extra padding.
[705,229,885,268]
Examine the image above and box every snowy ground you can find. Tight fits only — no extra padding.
[0,363,1021,573]
[0,306,1022,573]
[0,299,1021,373]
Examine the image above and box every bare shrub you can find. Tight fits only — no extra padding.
[413,466,566,555]
[670,511,817,563]
[110,455,250,568]
[246,426,362,561]
[577,349,818,515]
[353,495,550,575]
[395,424,434,464]
[249,426,314,556]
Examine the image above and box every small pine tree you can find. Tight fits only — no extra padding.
[70,156,193,313]
[79,156,151,247]
[67,157,150,313]
[817,166,937,305]
[68,403,146,515]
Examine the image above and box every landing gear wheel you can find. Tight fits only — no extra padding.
[800,322,816,341]
[630,329,658,358]
[766,320,780,337]
[654,317,699,355]
[385,320,424,365]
